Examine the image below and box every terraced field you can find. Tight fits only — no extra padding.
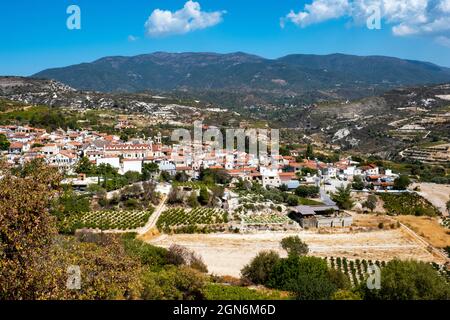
[242,214,292,225]
[68,209,154,231]
[156,207,229,232]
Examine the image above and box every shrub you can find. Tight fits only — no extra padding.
[267,255,341,300]
[140,266,207,300]
[295,185,320,198]
[122,235,168,270]
[332,290,362,300]
[286,195,299,206]
[363,194,378,212]
[352,176,365,191]
[202,284,286,300]
[241,251,280,285]
[198,187,210,206]
[280,236,309,256]
[166,244,208,273]
[393,175,411,190]
[361,259,450,300]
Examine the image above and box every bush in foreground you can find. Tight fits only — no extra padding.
[267,255,348,300]
[360,259,450,300]
[241,251,281,285]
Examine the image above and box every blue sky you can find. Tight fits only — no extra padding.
[1,0,450,76]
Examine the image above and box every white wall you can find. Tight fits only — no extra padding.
[97,157,120,169]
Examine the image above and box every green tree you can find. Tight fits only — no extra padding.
[160,171,172,182]
[175,171,189,182]
[286,195,299,206]
[332,184,354,210]
[241,251,280,285]
[361,259,450,300]
[267,255,342,300]
[393,175,411,190]
[0,160,61,299]
[75,156,94,175]
[0,133,10,150]
[295,185,320,198]
[363,194,378,212]
[141,162,159,181]
[188,192,200,208]
[140,266,206,300]
[305,144,314,159]
[96,163,118,176]
[199,168,231,185]
[198,187,210,206]
[280,236,309,256]
[120,132,129,142]
[351,175,365,191]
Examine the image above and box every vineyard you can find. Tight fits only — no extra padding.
[325,257,386,286]
[67,209,154,231]
[325,257,449,286]
[156,207,229,233]
[242,214,292,225]
[379,193,440,216]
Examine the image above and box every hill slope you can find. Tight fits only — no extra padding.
[33,52,450,95]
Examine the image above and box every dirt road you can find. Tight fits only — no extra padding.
[412,183,450,216]
[137,193,169,235]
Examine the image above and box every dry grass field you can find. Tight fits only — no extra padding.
[394,215,450,248]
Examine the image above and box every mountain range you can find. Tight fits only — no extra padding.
[33,52,450,97]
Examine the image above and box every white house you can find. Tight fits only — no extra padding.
[121,159,142,174]
[260,166,281,188]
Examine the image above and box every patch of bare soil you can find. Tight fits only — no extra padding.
[147,228,441,277]
[411,183,450,216]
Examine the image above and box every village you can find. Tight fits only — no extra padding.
[0,123,402,205]
[2,121,449,278]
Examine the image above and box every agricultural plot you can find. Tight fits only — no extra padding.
[156,207,229,231]
[326,257,450,286]
[69,209,154,231]
[326,257,386,286]
[242,214,292,225]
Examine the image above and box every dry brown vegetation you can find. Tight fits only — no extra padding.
[352,214,397,229]
[394,215,450,249]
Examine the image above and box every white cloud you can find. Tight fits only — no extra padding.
[435,35,450,47]
[283,0,450,45]
[439,0,450,13]
[284,0,350,27]
[128,35,138,42]
[145,1,225,37]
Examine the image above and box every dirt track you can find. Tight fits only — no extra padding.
[412,183,450,216]
[147,228,442,277]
